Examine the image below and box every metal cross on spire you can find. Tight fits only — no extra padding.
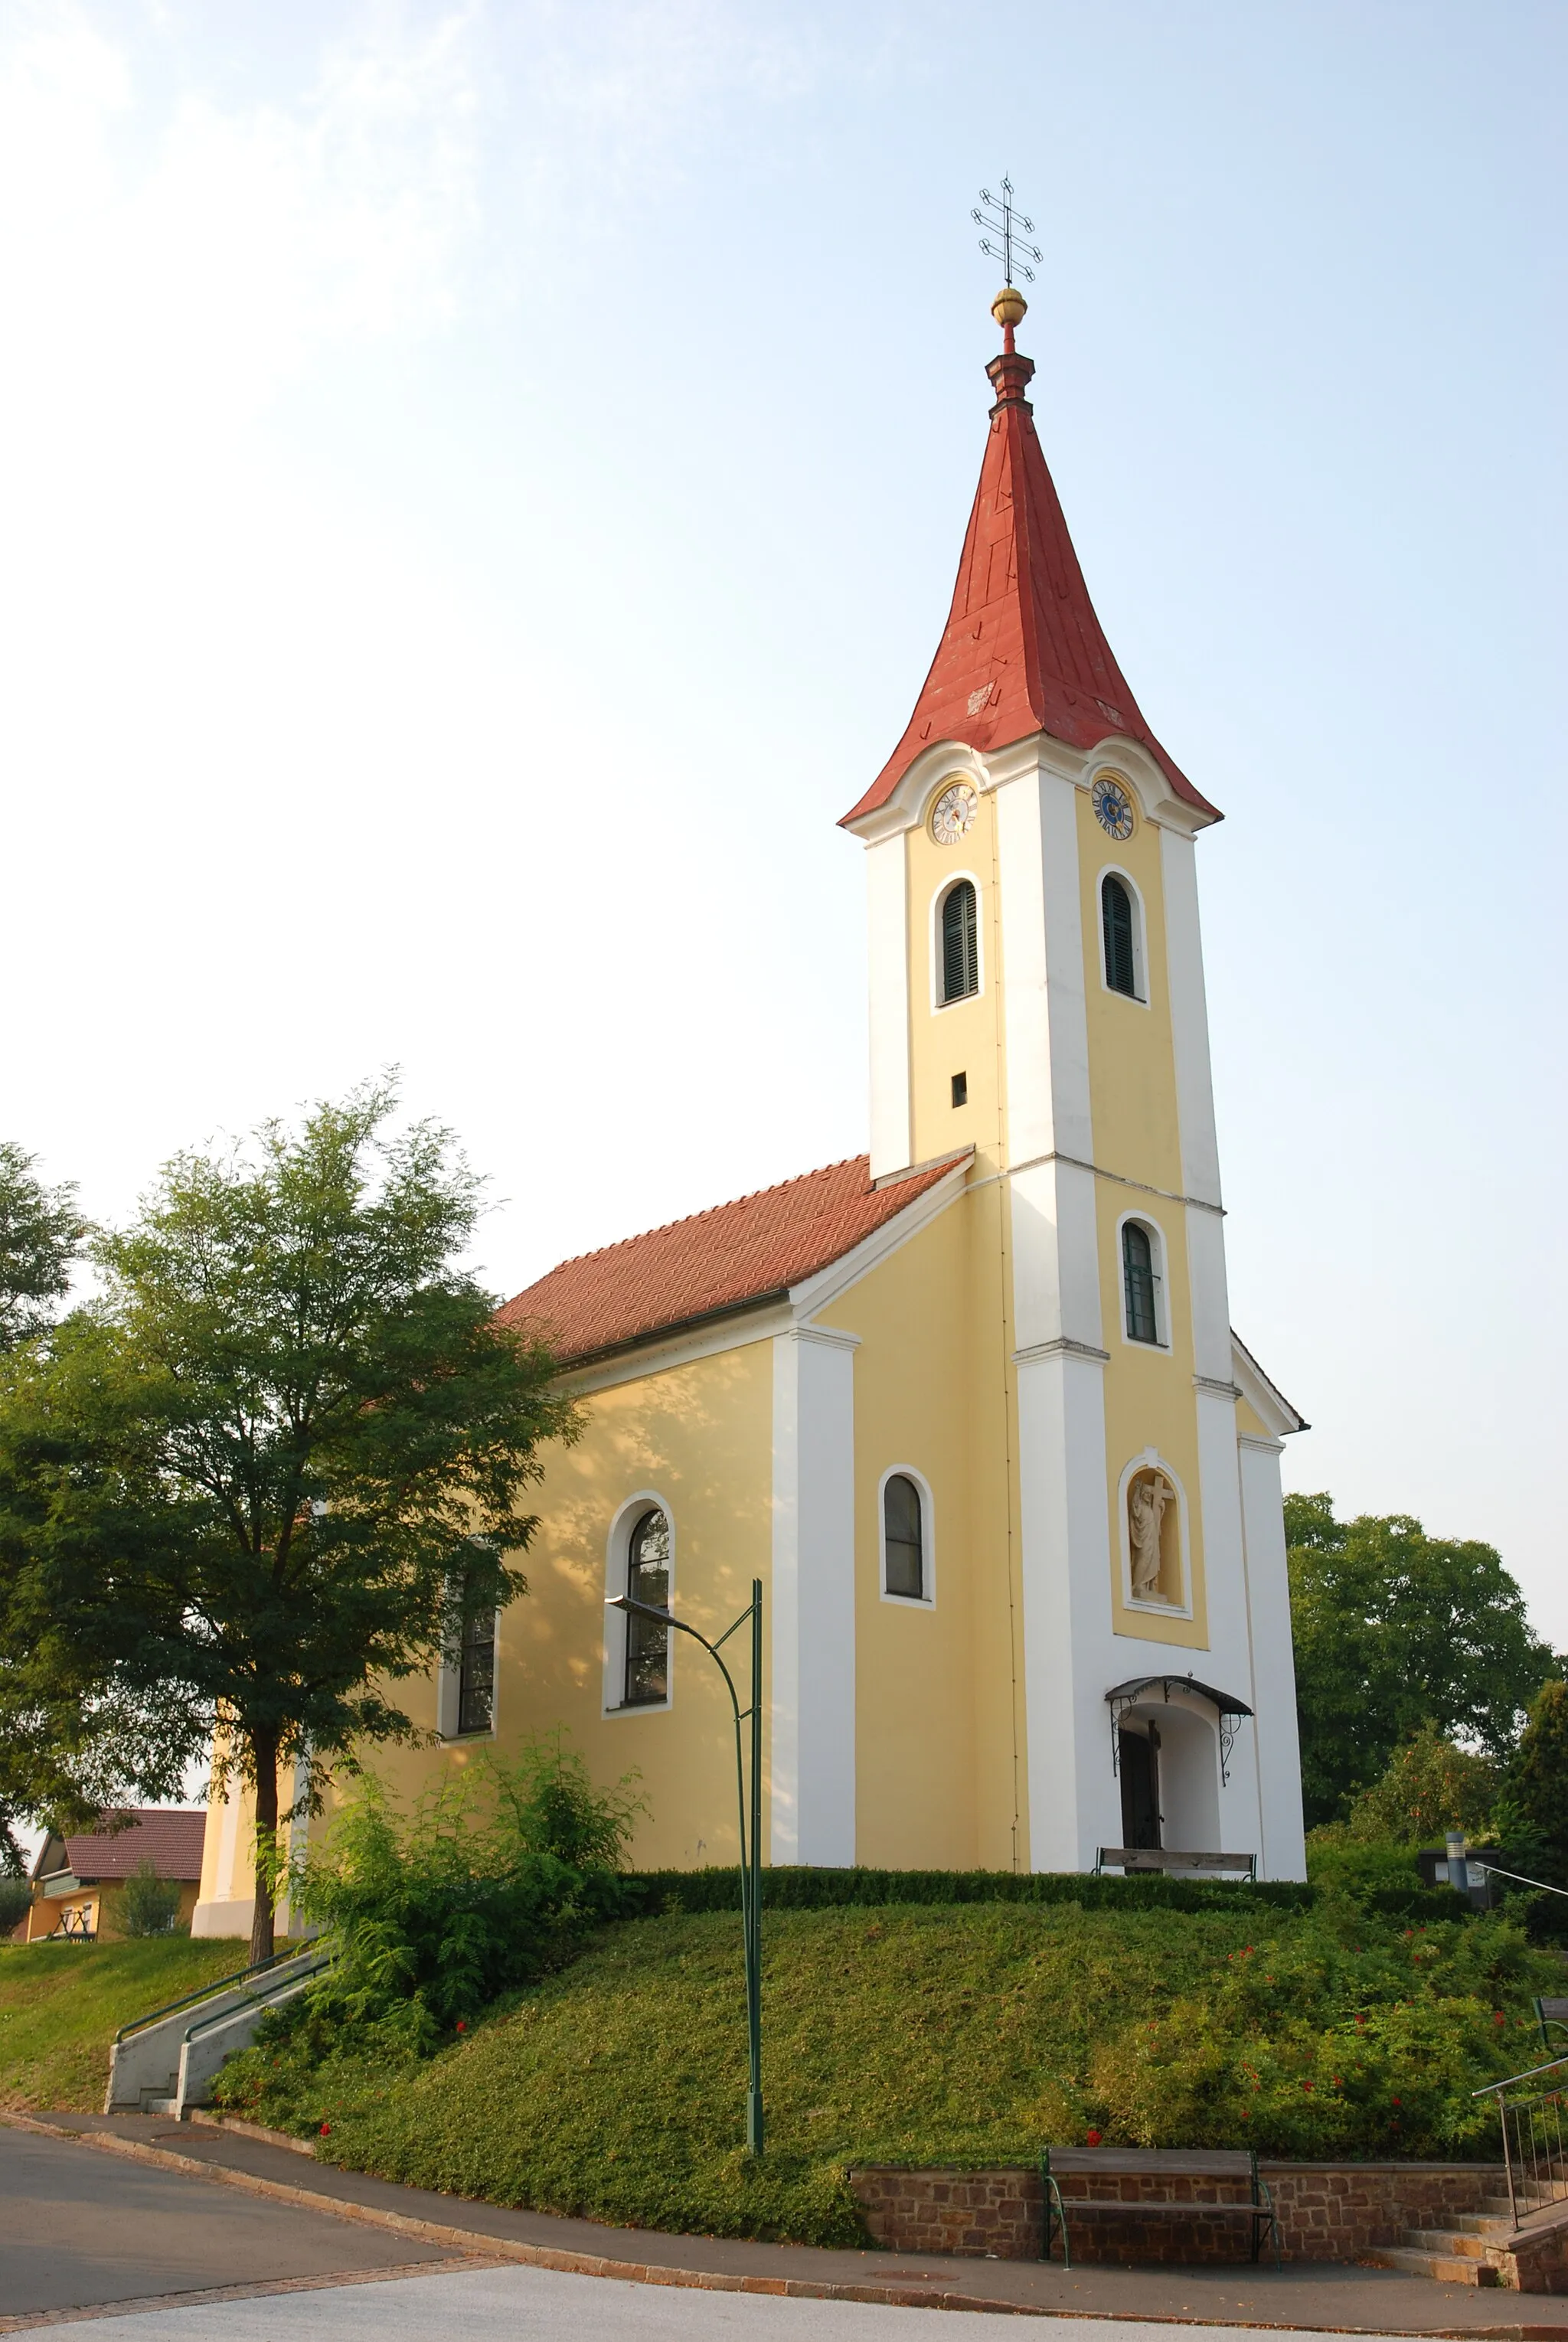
[972,176,1041,288]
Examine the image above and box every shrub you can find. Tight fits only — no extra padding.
[262,1734,643,2059]
[0,1876,32,1935]
[1086,1913,1540,2157]
[117,1860,183,1938]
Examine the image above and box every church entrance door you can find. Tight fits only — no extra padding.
[1118,1723,1161,1849]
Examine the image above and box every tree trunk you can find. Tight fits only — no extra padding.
[248,1732,279,1967]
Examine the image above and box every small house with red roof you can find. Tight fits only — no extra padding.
[196,288,1306,1927]
[22,1810,207,1941]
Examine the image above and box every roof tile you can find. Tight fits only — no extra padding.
[58,1810,207,1882]
[497,1153,967,1367]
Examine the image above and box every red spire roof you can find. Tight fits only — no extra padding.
[842,314,1220,826]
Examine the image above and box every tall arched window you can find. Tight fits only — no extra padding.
[940,880,978,1004]
[1122,1220,1161,1344]
[1102,873,1138,998]
[623,1506,671,1706]
[883,1473,926,1599]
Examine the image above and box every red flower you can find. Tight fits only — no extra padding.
[318,2122,331,2136]
[456,2020,468,2033]
[1085,2128,1102,2147]
[1390,2097,1401,2107]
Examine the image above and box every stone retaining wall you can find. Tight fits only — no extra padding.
[846,2161,1507,2265]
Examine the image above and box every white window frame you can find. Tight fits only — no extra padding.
[929,872,985,1012]
[1116,1209,1171,1351]
[1096,863,1149,1007]
[603,1491,675,1716]
[877,1463,936,1608]
[1116,1447,1194,1621]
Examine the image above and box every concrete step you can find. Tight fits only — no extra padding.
[1442,2213,1520,2238]
[1402,2229,1495,2257]
[1364,2246,1499,2285]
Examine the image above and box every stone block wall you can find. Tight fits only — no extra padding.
[847,2161,1507,2266]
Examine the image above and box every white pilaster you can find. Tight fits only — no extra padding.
[770,1326,859,1866]
[1015,1350,1120,1870]
[1239,1434,1308,1880]
[1159,825,1222,1208]
[996,759,1092,1163]
[1193,1386,1268,1858]
[998,755,1118,1870]
[866,834,911,1180]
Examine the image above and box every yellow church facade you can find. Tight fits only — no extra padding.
[194,296,1307,1932]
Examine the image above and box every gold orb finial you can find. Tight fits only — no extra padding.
[991,286,1027,331]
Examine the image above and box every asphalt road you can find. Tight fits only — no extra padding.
[0,2123,1468,2340]
[8,2259,1453,2340]
[0,2123,452,2318]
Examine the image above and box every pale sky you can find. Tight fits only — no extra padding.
[2,2,1564,1647]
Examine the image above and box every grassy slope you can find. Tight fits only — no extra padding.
[0,1938,250,2111]
[216,1902,1560,2246]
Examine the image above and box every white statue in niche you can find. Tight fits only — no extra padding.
[1129,1470,1174,1601]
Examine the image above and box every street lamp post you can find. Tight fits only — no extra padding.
[606,1578,764,2154]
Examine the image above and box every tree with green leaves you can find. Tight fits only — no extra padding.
[0,1083,576,1958]
[0,1142,82,1354]
[1493,1679,1568,1890]
[1286,1491,1558,1828]
[0,1142,90,1870]
[1339,1722,1498,1845]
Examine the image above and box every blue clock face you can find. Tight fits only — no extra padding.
[1093,776,1135,840]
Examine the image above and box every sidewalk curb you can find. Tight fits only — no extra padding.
[4,2111,1565,2337]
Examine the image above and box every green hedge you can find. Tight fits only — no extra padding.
[621,1865,1475,1923]
[622,1864,1320,1916]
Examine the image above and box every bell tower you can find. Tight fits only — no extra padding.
[840,287,1307,1879]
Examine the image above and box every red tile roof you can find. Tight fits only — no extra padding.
[59,1810,207,1882]
[497,1152,968,1367]
[843,324,1220,828]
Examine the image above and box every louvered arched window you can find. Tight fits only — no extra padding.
[883,1472,926,1600]
[1122,1220,1161,1344]
[940,880,978,1004]
[1102,874,1138,998]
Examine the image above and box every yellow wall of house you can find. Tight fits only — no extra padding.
[1078,782,1210,1652]
[363,1338,778,1872]
[815,1186,1026,1872]
[906,782,1007,1178]
[198,1345,776,1896]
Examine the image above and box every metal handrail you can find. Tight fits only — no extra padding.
[113,1945,315,2046]
[181,1950,328,2046]
[1473,2052,1568,2229]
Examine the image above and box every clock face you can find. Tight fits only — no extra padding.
[930,781,978,846]
[1092,775,1135,840]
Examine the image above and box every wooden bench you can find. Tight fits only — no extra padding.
[1095,1849,1257,1879]
[1041,2146,1280,2269]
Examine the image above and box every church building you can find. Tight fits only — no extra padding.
[194,289,1307,1934]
